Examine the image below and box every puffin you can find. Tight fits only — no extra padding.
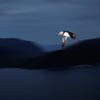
[58,31,77,47]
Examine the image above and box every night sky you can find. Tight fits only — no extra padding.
[0,0,100,45]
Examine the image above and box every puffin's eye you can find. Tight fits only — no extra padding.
[72,34,77,39]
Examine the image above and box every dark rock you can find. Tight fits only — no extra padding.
[23,38,100,69]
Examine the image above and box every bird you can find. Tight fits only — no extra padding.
[58,31,77,47]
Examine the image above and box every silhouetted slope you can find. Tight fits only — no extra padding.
[23,38,100,68]
[0,38,44,66]
[0,46,17,65]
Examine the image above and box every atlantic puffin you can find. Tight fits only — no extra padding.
[58,31,77,47]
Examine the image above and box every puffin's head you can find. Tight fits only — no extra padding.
[71,33,77,39]
[68,32,77,39]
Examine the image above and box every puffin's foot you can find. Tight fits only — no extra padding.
[62,42,66,47]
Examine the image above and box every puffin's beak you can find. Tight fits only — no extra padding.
[72,34,77,39]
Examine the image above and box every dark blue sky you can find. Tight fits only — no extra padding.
[0,0,100,45]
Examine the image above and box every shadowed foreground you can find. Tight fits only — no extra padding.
[0,67,100,100]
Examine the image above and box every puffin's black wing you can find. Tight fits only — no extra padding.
[67,31,77,39]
